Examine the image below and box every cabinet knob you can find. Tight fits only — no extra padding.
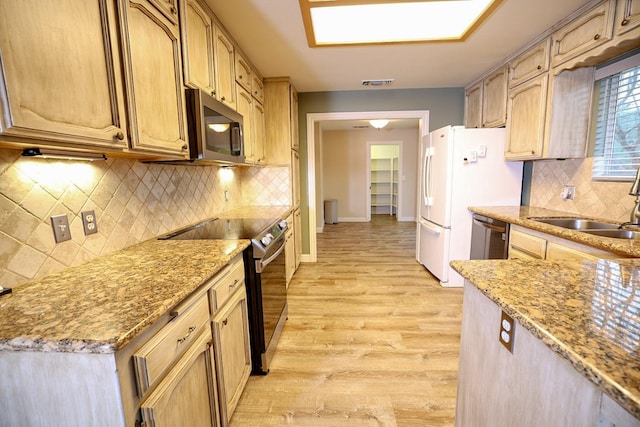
[211,90,216,96]
[239,75,243,80]
[621,19,629,26]
[170,5,176,14]
[531,150,536,155]
[115,131,125,140]
[222,318,228,326]
[537,65,542,70]
[221,96,226,101]
[182,144,188,151]
[593,33,600,40]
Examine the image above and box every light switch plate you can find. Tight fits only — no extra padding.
[499,310,515,353]
[51,214,71,243]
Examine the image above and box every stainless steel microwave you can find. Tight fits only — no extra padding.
[184,88,245,164]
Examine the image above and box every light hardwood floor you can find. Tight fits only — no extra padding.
[230,215,463,426]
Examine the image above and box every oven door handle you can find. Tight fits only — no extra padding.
[256,241,285,273]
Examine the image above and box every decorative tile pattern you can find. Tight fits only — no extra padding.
[530,158,635,222]
[0,148,290,288]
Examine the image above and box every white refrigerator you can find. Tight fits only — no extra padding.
[416,125,523,287]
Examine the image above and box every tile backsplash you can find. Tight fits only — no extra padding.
[529,157,635,222]
[0,148,289,288]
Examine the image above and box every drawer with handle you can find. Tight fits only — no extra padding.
[210,257,245,313]
[133,293,210,397]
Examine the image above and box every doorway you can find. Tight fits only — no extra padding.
[305,110,430,262]
[367,142,402,221]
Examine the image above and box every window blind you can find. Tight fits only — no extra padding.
[592,63,640,181]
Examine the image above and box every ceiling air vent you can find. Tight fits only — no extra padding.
[361,79,394,87]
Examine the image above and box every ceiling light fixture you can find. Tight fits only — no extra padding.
[21,148,107,161]
[369,119,389,129]
[299,0,502,47]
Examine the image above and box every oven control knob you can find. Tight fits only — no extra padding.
[261,233,273,246]
[279,220,288,230]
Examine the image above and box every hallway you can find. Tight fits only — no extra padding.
[230,216,463,426]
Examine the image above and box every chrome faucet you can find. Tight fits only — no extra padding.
[629,168,640,225]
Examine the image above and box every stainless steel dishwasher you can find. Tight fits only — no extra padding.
[470,213,509,260]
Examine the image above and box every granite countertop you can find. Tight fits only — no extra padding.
[0,239,249,354]
[451,258,640,419]
[218,205,292,219]
[469,205,640,257]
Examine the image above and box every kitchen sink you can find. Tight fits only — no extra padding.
[583,229,640,240]
[530,217,619,230]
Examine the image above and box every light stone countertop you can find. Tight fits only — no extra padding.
[0,239,249,354]
[451,256,640,419]
[469,205,640,257]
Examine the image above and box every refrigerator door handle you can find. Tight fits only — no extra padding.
[420,218,441,235]
[423,147,433,206]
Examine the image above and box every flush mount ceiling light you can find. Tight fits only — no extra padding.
[369,119,389,129]
[299,0,502,47]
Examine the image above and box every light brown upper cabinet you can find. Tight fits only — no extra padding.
[264,77,298,166]
[251,72,265,104]
[508,38,551,88]
[121,0,188,157]
[235,51,252,92]
[464,66,507,128]
[180,0,216,96]
[236,86,256,163]
[0,0,129,152]
[147,0,179,24]
[252,99,266,165]
[213,26,236,110]
[505,67,593,160]
[481,67,508,127]
[504,74,548,159]
[464,83,482,129]
[614,0,640,36]
[551,0,615,68]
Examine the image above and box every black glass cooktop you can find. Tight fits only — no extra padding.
[160,217,280,241]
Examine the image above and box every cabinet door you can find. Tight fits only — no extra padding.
[234,51,252,92]
[252,101,265,164]
[251,74,265,104]
[122,0,188,157]
[290,87,299,151]
[292,150,300,208]
[464,82,483,128]
[264,78,293,165]
[482,67,508,128]
[180,0,215,95]
[140,329,220,427]
[551,0,615,68]
[615,0,640,35]
[0,0,128,150]
[147,0,179,24]
[508,38,551,88]
[213,26,236,110]
[294,208,302,269]
[212,287,251,426]
[505,74,548,160]
[236,86,255,163]
[285,227,295,286]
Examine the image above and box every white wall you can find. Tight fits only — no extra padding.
[321,127,419,222]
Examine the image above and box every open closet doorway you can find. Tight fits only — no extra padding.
[367,142,402,221]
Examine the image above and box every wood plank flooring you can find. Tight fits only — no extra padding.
[230,215,464,426]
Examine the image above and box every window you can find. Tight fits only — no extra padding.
[592,54,640,181]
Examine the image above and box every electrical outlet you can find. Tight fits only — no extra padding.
[224,190,229,202]
[478,145,487,157]
[82,210,98,235]
[499,310,515,353]
[51,214,71,243]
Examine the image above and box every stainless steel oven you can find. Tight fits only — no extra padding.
[159,216,288,374]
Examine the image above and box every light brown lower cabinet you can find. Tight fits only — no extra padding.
[211,285,251,426]
[139,328,219,427]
